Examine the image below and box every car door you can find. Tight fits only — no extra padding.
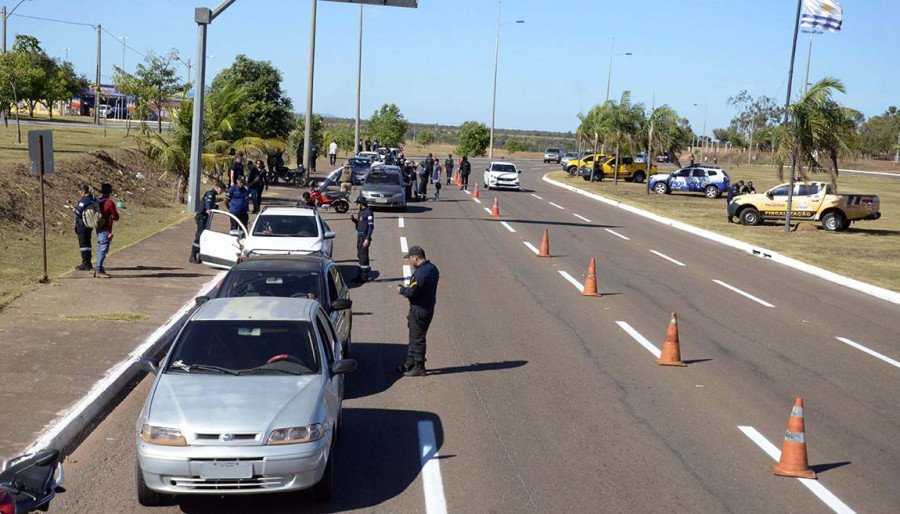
[325,265,349,347]
[620,156,634,177]
[792,183,824,218]
[318,217,334,257]
[669,169,690,191]
[689,169,708,191]
[199,210,247,269]
[762,184,792,218]
[315,310,344,400]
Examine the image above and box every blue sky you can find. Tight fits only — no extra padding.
[6,0,898,134]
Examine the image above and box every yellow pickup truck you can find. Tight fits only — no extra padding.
[565,153,607,175]
[728,181,881,231]
[572,155,656,183]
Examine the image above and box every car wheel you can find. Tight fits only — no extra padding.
[334,200,350,214]
[740,207,761,226]
[297,177,309,187]
[136,461,167,507]
[557,159,561,164]
[310,441,334,502]
[632,171,645,183]
[653,182,668,194]
[822,211,845,232]
[704,185,720,199]
[566,166,577,175]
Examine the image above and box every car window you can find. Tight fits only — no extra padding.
[491,164,517,173]
[825,184,834,194]
[796,184,821,196]
[167,320,320,375]
[207,211,245,238]
[708,170,718,176]
[621,157,633,165]
[691,169,707,177]
[673,169,690,177]
[315,311,336,365]
[365,172,402,185]
[770,185,791,196]
[252,215,319,237]
[219,269,322,299]
[331,266,347,297]
[326,270,339,304]
[583,156,593,163]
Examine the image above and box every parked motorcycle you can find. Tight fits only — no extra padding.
[0,449,65,513]
[302,187,351,213]
[267,165,309,187]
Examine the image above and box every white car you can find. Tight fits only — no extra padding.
[483,161,521,190]
[199,207,335,269]
[357,151,380,162]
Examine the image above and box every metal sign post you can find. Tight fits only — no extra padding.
[28,130,54,283]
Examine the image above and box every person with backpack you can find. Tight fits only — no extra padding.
[73,184,96,271]
[190,181,225,264]
[226,177,251,235]
[94,183,120,278]
[444,154,454,185]
[460,156,472,190]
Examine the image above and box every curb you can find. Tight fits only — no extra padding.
[12,272,225,463]
[542,174,900,306]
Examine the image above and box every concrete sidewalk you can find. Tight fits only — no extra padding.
[0,217,219,461]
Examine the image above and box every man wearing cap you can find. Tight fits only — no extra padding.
[94,183,120,278]
[396,246,440,376]
[190,181,225,264]
[350,197,374,282]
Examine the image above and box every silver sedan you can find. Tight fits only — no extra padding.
[134,297,356,505]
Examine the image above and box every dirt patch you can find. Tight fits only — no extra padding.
[59,312,149,322]
[793,222,818,232]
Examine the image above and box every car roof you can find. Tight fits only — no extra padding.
[370,165,402,172]
[490,161,516,166]
[257,207,318,217]
[194,297,319,322]
[232,254,331,272]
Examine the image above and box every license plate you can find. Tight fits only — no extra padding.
[374,198,388,203]
[199,461,253,479]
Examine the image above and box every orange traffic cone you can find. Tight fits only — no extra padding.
[772,397,817,479]
[538,229,550,257]
[582,257,600,296]
[657,313,687,367]
[472,182,480,199]
[490,196,501,217]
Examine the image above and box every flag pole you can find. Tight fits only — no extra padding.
[783,0,804,233]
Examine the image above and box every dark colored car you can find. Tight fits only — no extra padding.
[207,255,354,356]
[360,165,406,210]
[347,156,372,185]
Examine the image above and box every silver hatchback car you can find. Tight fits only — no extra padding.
[135,297,356,505]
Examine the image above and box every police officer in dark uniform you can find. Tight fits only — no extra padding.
[190,181,225,263]
[396,246,440,376]
[73,183,95,271]
[350,197,374,282]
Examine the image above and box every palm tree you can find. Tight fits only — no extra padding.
[639,105,691,168]
[775,77,856,191]
[606,91,645,185]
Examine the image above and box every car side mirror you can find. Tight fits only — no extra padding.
[332,359,357,375]
[138,357,159,375]
[195,295,210,306]
[518,169,522,174]
[324,230,336,240]
[331,298,352,310]
[766,192,773,199]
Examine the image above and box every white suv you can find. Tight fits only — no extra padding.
[483,162,521,190]
[199,207,335,269]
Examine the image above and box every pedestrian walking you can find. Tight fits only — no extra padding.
[190,181,225,264]
[726,180,744,223]
[226,177,251,234]
[395,245,440,377]
[418,154,432,200]
[94,183,120,278]
[460,155,472,190]
[432,161,442,201]
[230,152,245,186]
[328,140,338,166]
[444,154,454,185]
[689,153,695,166]
[73,183,95,271]
[310,144,319,172]
[350,197,374,282]
[247,161,266,213]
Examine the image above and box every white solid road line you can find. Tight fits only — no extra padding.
[650,250,686,267]
[400,236,409,254]
[604,228,631,240]
[500,221,516,233]
[398,217,405,228]
[474,198,482,204]
[713,279,775,308]
[573,213,592,222]
[523,241,539,255]
[464,189,471,195]
[548,201,565,210]
[418,420,449,514]
[615,321,662,359]
[738,426,855,514]
[484,207,492,215]
[835,337,900,369]
[530,193,543,199]
[558,270,585,292]
[403,264,412,286]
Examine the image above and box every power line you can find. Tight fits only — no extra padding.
[99,26,147,60]
[9,13,94,28]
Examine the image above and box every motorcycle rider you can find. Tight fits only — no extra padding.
[350,197,374,282]
[190,181,225,263]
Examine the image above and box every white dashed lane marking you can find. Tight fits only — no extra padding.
[403,264,412,286]
[474,198,482,204]
[400,236,409,254]
[418,420,448,514]
[523,242,539,254]
[548,202,565,210]
[650,250,686,267]
[713,280,775,308]
[573,213,592,222]
[604,228,630,240]
[484,207,492,215]
[558,270,585,292]
[398,217,405,228]
[530,193,544,199]
[615,321,662,359]
[835,337,900,369]
[500,221,516,233]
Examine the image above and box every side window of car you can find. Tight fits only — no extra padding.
[331,267,347,298]
[326,268,339,303]
[314,313,335,365]
[584,155,593,163]
[674,169,689,177]
[622,157,633,165]
[708,170,718,176]
[692,169,707,178]
[770,185,791,196]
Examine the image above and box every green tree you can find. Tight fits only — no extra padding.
[43,61,88,120]
[288,114,324,165]
[368,103,409,147]
[858,106,900,159]
[418,128,436,146]
[605,92,645,184]
[639,105,691,167]
[455,121,490,156]
[10,35,52,118]
[505,138,525,154]
[209,55,295,139]
[0,51,39,143]
[133,51,187,134]
[324,123,355,156]
[728,91,781,164]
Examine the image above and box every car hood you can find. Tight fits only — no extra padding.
[244,235,325,254]
[487,171,518,180]
[148,373,324,434]
[363,184,403,194]
[649,173,670,180]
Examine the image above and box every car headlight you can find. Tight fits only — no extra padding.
[140,424,187,446]
[267,424,324,445]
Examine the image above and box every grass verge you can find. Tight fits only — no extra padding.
[1,122,137,165]
[547,167,899,292]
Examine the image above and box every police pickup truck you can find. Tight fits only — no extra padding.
[728,181,881,231]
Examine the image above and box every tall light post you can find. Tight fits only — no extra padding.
[801,29,822,95]
[2,0,31,53]
[354,3,363,156]
[693,102,707,162]
[116,36,129,121]
[63,46,70,61]
[604,38,631,103]
[488,0,523,159]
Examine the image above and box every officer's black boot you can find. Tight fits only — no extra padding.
[404,362,426,377]
[358,267,368,283]
[189,247,200,264]
[76,251,92,271]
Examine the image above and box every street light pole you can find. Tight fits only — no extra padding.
[802,30,821,95]
[302,0,317,172]
[63,47,70,61]
[354,2,363,157]
[694,102,707,162]
[488,1,523,160]
[2,0,31,53]
[94,24,101,125]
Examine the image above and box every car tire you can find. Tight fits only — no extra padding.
[310,440,334,502]
[740,207,761,226]
[704,185,720,199]
[136,462,167,507]
[334,200,350,214]
[822,211,846,232]
[653,182,669,195]
[632,171,645,184]
[566,166,577,175]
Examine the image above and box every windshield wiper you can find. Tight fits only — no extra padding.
[170,362,241,375]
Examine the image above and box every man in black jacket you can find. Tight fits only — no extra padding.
[73,183,95,271]
[396,246,440,376]
[350,197,374,282]
[459,156,472,190]
[190,181,225,263]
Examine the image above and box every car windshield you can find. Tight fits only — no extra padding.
[547,149,559,153]
[348,158,370,166]
[491,164,517,173]
[167,320,320,375]
[219,269,323,300]
[252,215,319,237]
[365,172,401,185]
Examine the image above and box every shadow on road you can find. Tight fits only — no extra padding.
[427,359,528,376]
[811,461,852,474]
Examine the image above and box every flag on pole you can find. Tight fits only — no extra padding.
[800,0,843,32]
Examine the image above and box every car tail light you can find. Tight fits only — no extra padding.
[0,491,15,514]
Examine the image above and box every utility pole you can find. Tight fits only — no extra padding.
[94,24,101,125]
[489,0,501,160]
[2,6,6,53]
[354,3,363,157]
[783,0,803,232]
[894,129,899,163]
[302,0,317,171]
